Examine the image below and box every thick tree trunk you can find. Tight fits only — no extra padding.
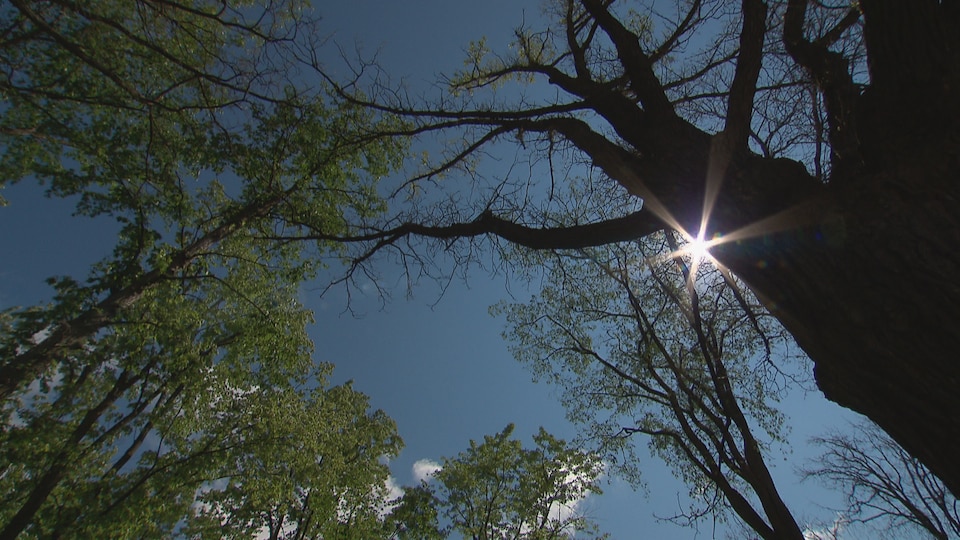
[732,0,960,495]
[706,1,960,496]
[712,134,960,497]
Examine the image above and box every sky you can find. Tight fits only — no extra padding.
[0,1,877,538]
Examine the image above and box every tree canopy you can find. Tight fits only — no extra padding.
[0,1,405,537]
[497,231,805,538]
[0,2,604,538]
[0,0,405,400]
[388,424,606,540]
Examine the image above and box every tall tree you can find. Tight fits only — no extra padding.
[0,1,408,537]
[187,382,402,540]
[0,0,405,400]
[326,0,960,494]
[0,222,402,539]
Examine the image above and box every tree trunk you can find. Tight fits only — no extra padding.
[712,135,960,497]
[694,0,960,497]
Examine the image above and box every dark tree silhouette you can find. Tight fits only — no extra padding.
[327,0,960,496]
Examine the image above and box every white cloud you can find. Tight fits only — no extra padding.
[543,468,596,535]
[374,457,441,519]
[412,459,442,483]
[385,475,404,501]
[803,514,847,540]
[30,327,52,346]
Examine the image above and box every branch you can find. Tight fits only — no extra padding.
[0,195,285,402]
[270,209,664,252]
[9,0,149,104]
[651,0,705,63]
[580,0,675,117]
[564,0,596,79]
[815,7,861,49]
[723,0,767,153]
[783,0,862,177]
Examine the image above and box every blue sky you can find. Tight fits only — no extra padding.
[0,1,873,538]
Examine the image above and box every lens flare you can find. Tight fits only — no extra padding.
[685,231,712,264]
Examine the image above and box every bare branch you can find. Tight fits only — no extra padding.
[268,209,665,252]
[723,0,767,152]
[783,0,862,177]
[581,0,675,117]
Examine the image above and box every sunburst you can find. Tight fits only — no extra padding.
[682,230,713,266]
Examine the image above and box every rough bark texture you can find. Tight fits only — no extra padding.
[714,141,960,499]
[649,16,960,492]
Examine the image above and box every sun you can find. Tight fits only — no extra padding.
[672,229,722,286]
[678,229,719,269]
[685,232,712,264]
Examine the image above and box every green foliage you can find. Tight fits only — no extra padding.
[1,0,270,199]
[391,424,607,540]
[0,0,408,395]
[187,382,402,539]
[386,485,445,540]
[0,232,401,538]
[0,1,410,537]
[495,231,798,527]
[450,27,557,93]
[0,0,407,307]
[448,1,662,96]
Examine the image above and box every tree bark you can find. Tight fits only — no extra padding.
[713,142,960,498]
[713,0,960,497]
[590,0,960,496]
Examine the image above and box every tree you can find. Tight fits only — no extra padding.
[388,424,607,540]
[805,422,960,540]
[187,382,402,540]
[496,224,810,539]
[0,1,410,537]
[0,0,406,402]
[387,485,445,540]
[8,0,960,530]
[325,0,960,495]
[0,224,402,538]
